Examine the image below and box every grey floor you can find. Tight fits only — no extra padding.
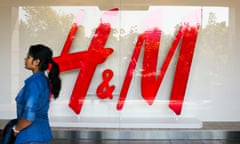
[2,121,240,144]
[1,132,240,144]
[51,139,240,144]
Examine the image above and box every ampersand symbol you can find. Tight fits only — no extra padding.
[96,69,115,99]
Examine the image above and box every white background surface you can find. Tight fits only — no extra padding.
[0,0,240,123]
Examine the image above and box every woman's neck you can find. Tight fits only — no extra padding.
[32,68,40,74]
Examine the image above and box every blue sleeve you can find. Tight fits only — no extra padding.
[22,81,41,121]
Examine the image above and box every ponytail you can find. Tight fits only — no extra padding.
[48,60,61,99]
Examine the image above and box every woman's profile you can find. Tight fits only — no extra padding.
[12,44,61,144]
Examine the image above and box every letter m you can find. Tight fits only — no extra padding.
[117,22,200,115]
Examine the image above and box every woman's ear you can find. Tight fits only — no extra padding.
[33,59,40,67]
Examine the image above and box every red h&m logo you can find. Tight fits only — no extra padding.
[54,8,200,115]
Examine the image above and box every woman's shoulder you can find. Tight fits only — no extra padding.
[25,72,48,88]
[26,72,46,82]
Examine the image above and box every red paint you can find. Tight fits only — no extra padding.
[97,69,115,99]
[169,24,200,115]
[54,8,118,114]
[53,8,200,115]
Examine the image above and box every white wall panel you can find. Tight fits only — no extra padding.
[0,0,240,124]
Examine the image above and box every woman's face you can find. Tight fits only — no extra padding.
[24,54,40,73]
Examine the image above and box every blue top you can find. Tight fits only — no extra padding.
[15,72,52,144]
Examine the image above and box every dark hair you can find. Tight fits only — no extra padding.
[28,44,61,99]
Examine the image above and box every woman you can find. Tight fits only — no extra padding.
[12,44,61,144]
